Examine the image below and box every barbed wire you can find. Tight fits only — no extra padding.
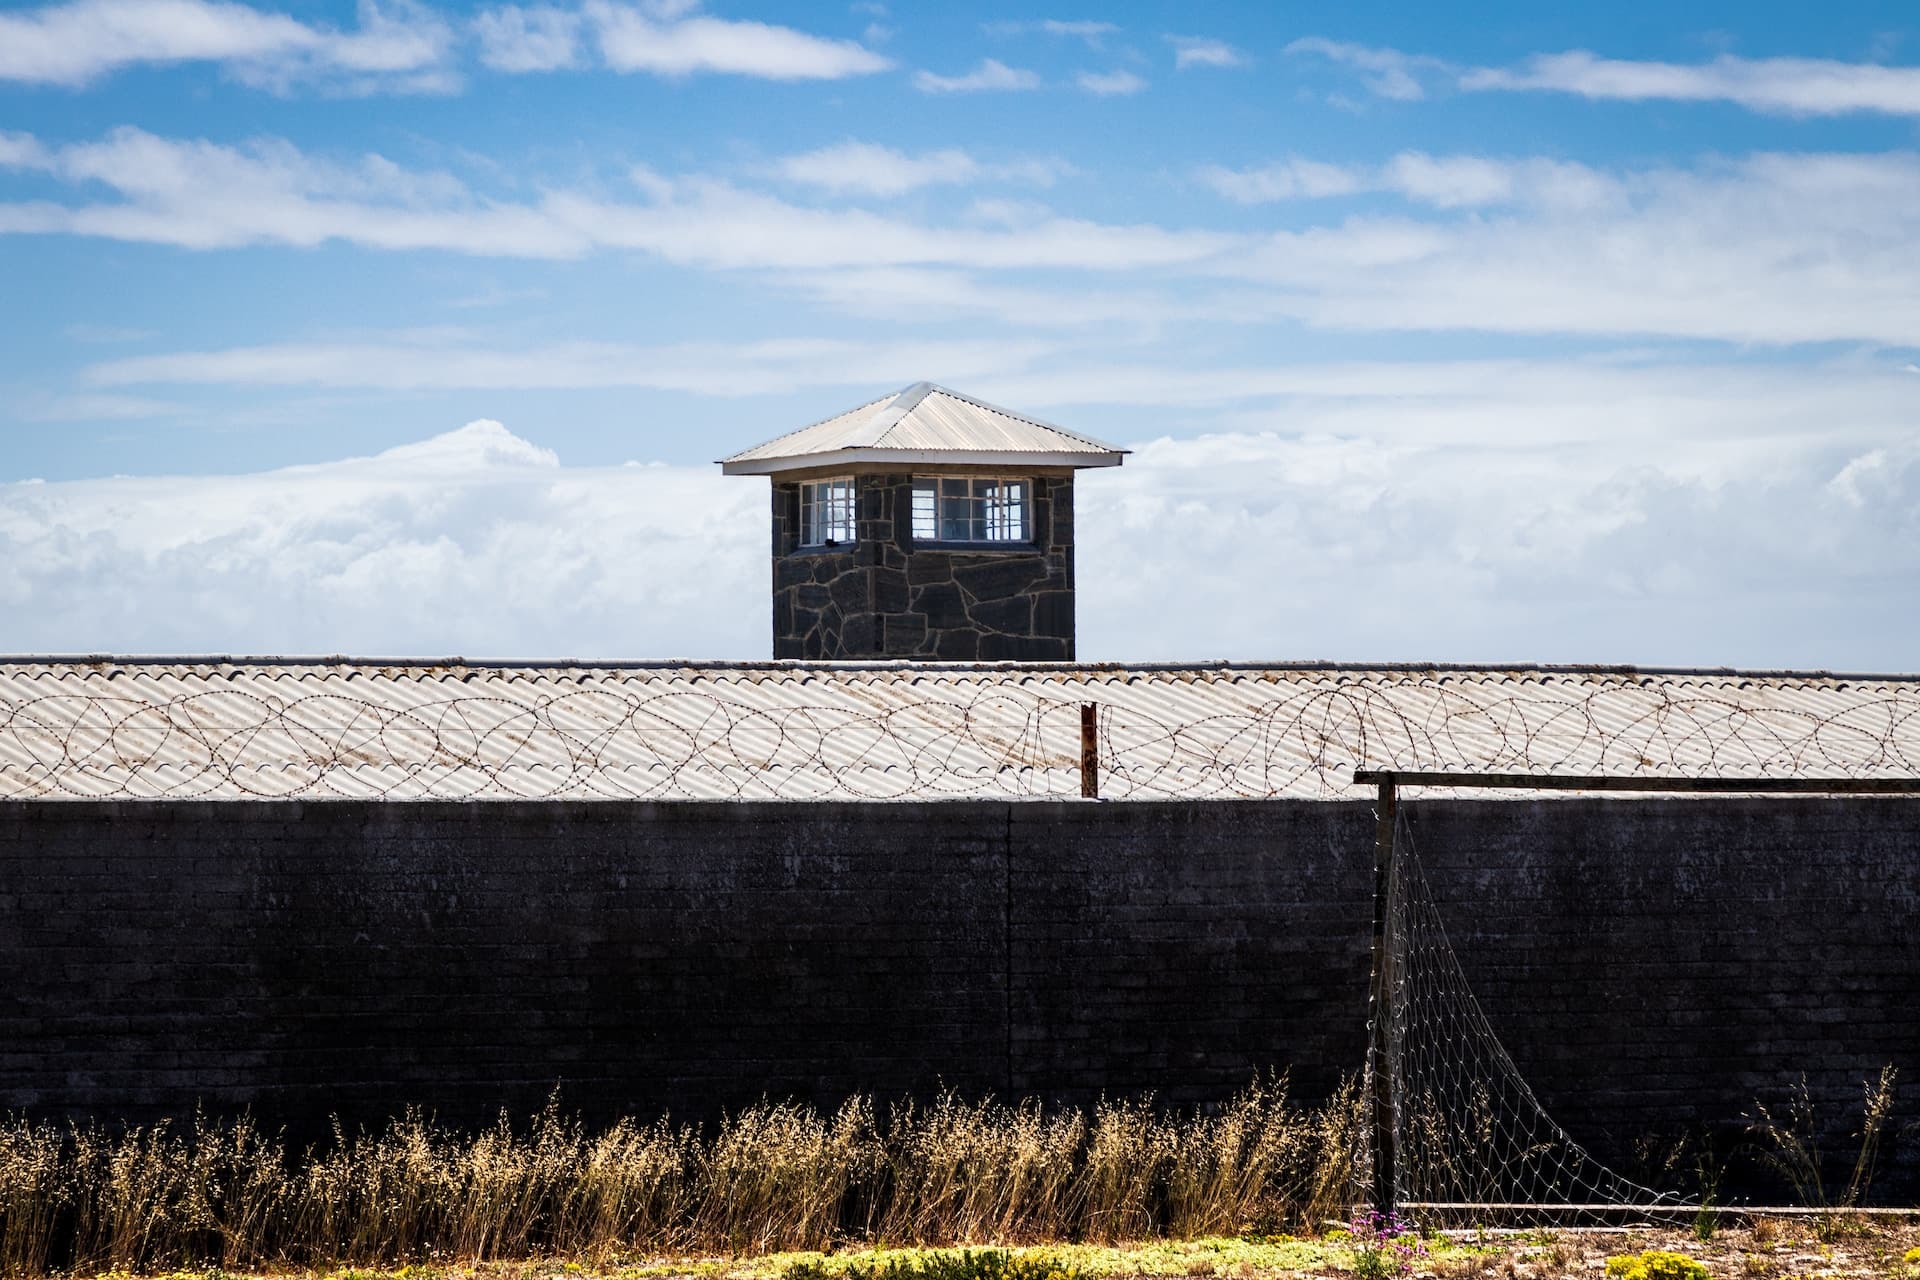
[3,666,1919,801]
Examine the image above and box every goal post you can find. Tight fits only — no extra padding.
[1354,767,1920,1224]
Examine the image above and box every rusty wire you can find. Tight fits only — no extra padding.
[2,663,1918,801]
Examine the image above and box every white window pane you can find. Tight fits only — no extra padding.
[911,476,1031,542]
[911,483,936,540]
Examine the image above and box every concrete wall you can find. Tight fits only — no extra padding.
[2,797,1916,1188]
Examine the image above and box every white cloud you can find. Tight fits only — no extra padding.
[1076,68,1145,96]
[583,0,890,79]
[1196,157,1364,203]
[1199,151,1608,210]
[0,132,48,167]
[1225,151,1920,344]
[7,379,1919,668]
[0,0,456,93]
[772,142,1066,197]
[1291,38,1920,119]
[12,127,1920,348]
[1078,428,1920,667]
[982,19,1116,47]
[23,392,183,421]
[474,4,581,71]
[82,333,1063,393]
[1041,19,1116,43]
[1462,50,1920,117]
[0,421,767,658]
[774,141,981,196]
[913,59,1040,94]
[1166,35,1245,70]
[1380,152,1519,207]
[1285,36,1436,100]
[0,126,1226,271]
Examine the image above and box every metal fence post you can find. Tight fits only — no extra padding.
[1369,774,1399,1218]
[1080,703,1099,798]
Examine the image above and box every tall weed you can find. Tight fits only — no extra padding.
[0,1076,1360,1275]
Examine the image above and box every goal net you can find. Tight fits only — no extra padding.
[1361,802,1694,1225]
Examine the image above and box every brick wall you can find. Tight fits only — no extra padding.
[2,797,1916,1191]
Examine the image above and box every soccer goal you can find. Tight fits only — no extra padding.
[1353,768,1920,1226]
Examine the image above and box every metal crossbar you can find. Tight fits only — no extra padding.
[1355,769,1920,793]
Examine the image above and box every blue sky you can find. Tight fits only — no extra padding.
[2,1,1919,665]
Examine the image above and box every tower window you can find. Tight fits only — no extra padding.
[799,478,856,547]
[911,477,1030,543]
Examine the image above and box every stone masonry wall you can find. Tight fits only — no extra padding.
[771,474,1074,659]
[2,797,1917,1193]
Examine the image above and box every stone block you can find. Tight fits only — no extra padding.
[872,567,910,614]
[930,628,980,659]
[969,594,1033,636]
[794,583,831,610]
[828,568,870,614]
[953,556,1049,602]
[775,558,815,592]
[883,614,928,655]
[1032,591,1073,640]
[978,633,1067,661]
[839,612,876,655]
[908,552,954,586]
[911,581,969,630]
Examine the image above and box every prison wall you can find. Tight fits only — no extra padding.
[2,797,1916,1188]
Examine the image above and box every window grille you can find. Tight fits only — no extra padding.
[911,477,1030,543]
[799,478,856,546]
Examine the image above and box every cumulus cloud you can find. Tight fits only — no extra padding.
[1166,35,1245,70]
[5,380,1918,669]
[913,59,1040,93]
[1076,69,1145,96]
[0,421,766,659]
[1078,428,1920,668]
[0,0,457,93]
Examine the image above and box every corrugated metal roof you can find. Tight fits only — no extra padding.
[720,383,1128,473]
[4,658,1918,802]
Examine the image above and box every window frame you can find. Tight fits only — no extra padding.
[797,476,857,549]
[910,475,1034,546]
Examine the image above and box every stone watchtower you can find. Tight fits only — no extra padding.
[720,382,1127,660]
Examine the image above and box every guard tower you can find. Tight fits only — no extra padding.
[720,381,1127,660]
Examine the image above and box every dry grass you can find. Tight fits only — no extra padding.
[0,1077,1358,1276]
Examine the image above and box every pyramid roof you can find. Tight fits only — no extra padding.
[720,382,1127,475]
